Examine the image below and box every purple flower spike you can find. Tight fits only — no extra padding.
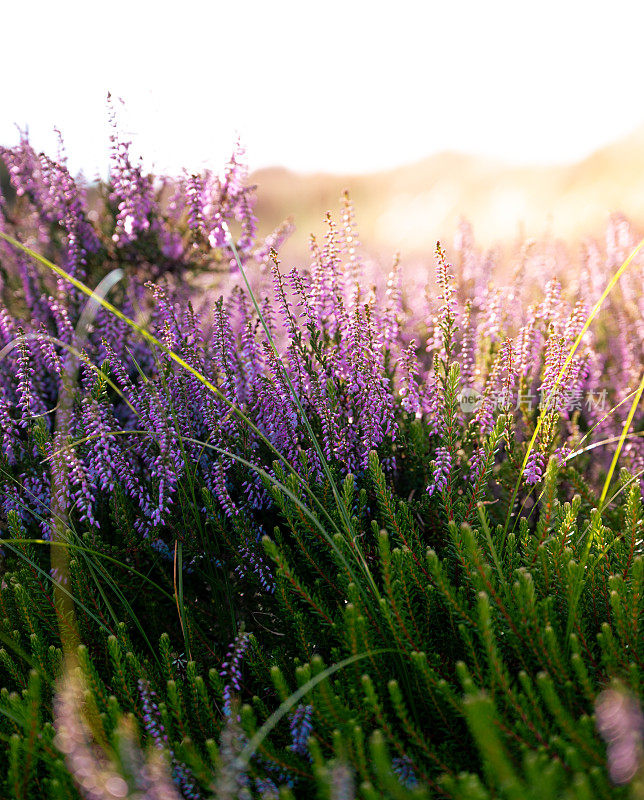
[220,630,250,718]
[427,446,451,497]
[288,703,314,758]
[523,451,545,485]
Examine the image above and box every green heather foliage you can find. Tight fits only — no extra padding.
[0,127,643,798]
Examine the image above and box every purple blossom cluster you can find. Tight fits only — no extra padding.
[392,755,418,789]
[1,126,643,561]
[427,446,451,497]
[287,703,314,757]
[220,630,250,718]
[523,450,545,486]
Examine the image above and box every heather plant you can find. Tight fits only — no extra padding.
[0,125,643,799]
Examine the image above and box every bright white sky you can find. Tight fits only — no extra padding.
[3,0,644,179]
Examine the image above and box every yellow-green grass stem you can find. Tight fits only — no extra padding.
[503,236,644,540]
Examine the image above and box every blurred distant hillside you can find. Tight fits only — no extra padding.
[4,127,644,273]
[252,125,644,266]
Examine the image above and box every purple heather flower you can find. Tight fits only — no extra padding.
[20,470,53,539]
[496,339,518,412]
[213,459,239,520]
[185,173,206,236]
[15,333,48,428]
[220,630,250,718]
[523,451,545,486]
[108,104,156,247]
[254,777,279,799]
[469,446,486,485]
[435,243,457,334]
[427,446,451,497]
[0,130,44,203]
[392,755,418,789]
[49,430,99,528]
[235,528,275,593]
[459,301,477,386]
[424,363,445,437]
[398,340,421,415]
[138,679,169,749]
[539,335,570,415]
[288,704,314,758]
[0,389,20,465]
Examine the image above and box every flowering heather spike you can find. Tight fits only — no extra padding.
[38,151,100,273]
[138,679,168,749]
[108,98,156,246]
[234,190,257,262]
[322,211,344,307]
[563,299,588,346]
[434,242,458,357]
[0,390,19,465]
[288,267,314,325]
[15,332,47,428]
[185,173,206,236]
[223,137,247,199]
[270,250,299,343]
[459,300,477,386]
[523,450,545,485]
[382,253,403,346]
[0,129,44,202]
[427,446,451,496]
[496,338,517,412]
[49,429,99,528]
[20,470,53,539]
[83,398,119,493]
[474,345,509,435]
[424,356,445,437]
[478,285,504,344]
[288,704,314,757]
[220,630,250,718]
[229,286,262,388]
[213,459,239,520]
[0,307,17,347]
[537,278,563,326]
[469,446,486,485]
[309,222,343,332]
[398,339,421,414]
[539,334,570,415]
[516,321,539,380]
[392,755,418,789]
[254,777,279,799]
[35,325,63,375]
[47,294,76,343]
[235,527,275,593]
